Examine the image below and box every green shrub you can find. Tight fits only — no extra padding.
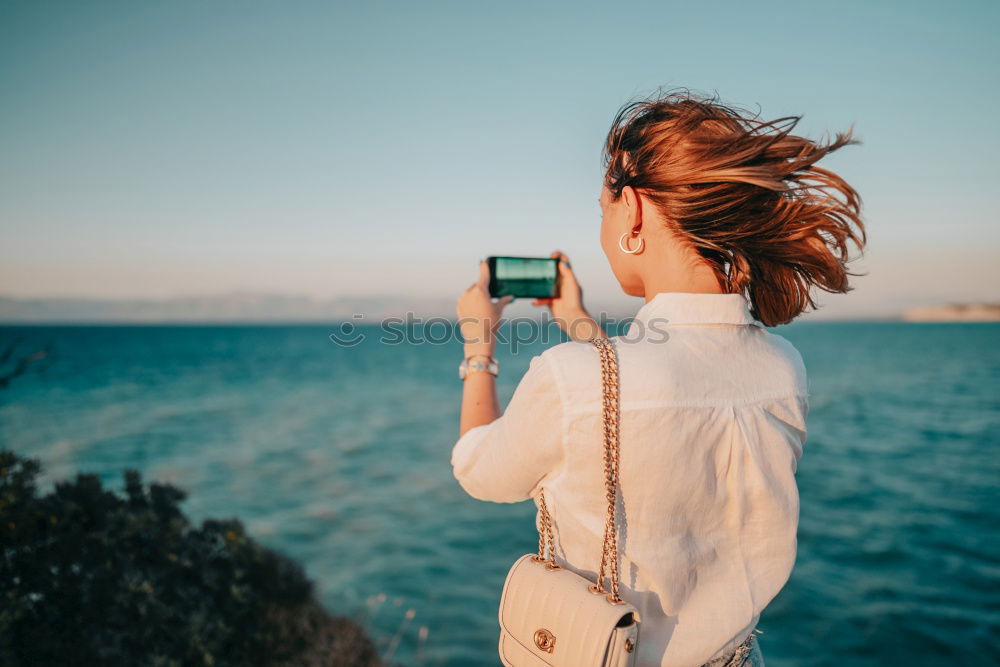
[0,451,379,667]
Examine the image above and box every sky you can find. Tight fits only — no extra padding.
[1,0,998,319]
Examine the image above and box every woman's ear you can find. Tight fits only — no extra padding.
[620,186,643,235]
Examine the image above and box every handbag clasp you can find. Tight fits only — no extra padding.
[533,628,557,653]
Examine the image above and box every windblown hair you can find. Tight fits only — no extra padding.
[603,88,866,326]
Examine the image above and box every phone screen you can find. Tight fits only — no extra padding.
[487,256,559,299]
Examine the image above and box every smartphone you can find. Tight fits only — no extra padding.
[487,256,560,299]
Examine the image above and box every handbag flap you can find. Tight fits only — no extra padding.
[499,554,639,667]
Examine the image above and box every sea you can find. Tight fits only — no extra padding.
[0,321,997,666]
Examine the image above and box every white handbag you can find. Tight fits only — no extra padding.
[498,337,640,666]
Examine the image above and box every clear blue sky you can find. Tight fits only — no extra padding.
[1,0,997,318]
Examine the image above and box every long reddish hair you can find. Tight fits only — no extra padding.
[603,89,866,326]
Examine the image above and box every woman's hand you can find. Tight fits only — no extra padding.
[532,251,604,341]
[457,261,513,357]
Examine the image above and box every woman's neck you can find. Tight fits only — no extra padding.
[636,220,728,303]
[639,259,727,303]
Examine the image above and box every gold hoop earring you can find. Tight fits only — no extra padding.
[618,233,644,255]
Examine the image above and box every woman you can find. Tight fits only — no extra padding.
[451,90,865,667]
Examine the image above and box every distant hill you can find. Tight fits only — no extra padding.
[902,303,1000,322]
[0,293,455,323]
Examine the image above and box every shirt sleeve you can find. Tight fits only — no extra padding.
[450,353,564,503]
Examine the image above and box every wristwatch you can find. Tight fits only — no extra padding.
[459,355,499,379]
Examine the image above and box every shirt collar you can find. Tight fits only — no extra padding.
[625,292,761,337]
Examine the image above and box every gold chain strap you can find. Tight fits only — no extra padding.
[534,337,625,604]
[596,337,623,602]
[536,488,556,568]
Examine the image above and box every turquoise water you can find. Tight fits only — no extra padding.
[1,323,997,665]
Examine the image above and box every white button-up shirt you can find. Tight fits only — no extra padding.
[451,292,809,667]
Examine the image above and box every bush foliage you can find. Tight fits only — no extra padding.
[0,451,379,666]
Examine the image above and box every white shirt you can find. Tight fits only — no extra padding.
[451,292,809,667]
